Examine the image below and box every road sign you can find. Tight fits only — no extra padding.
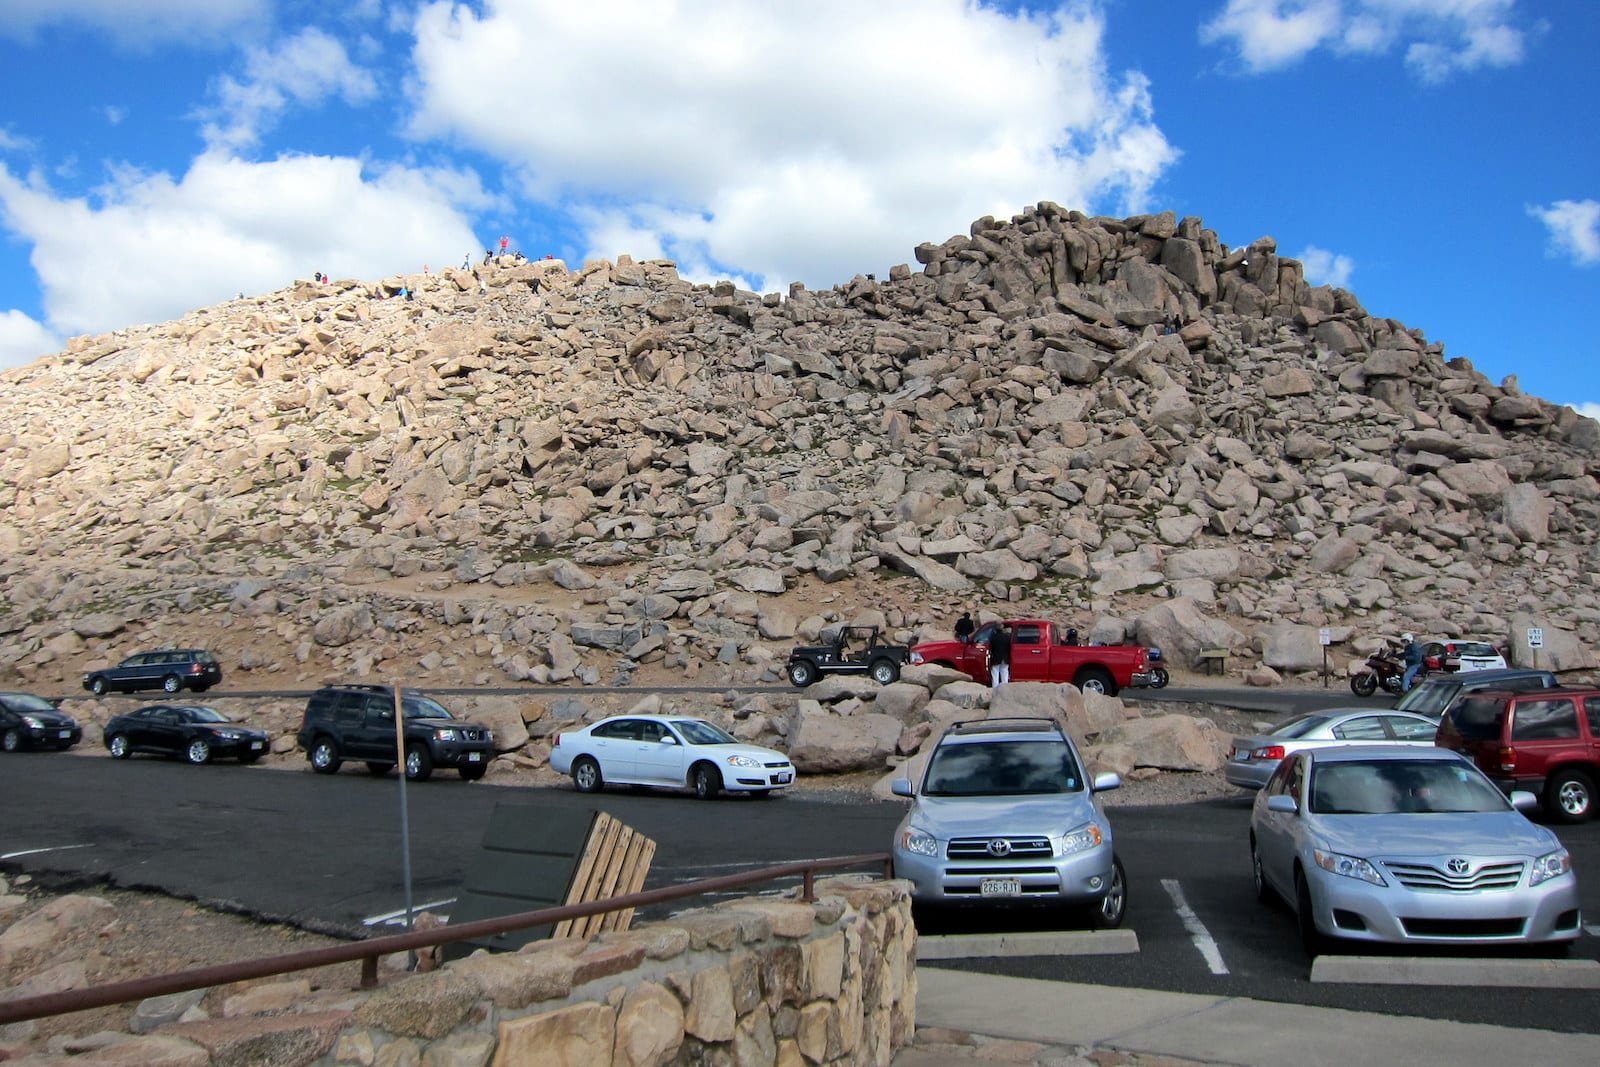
[1527,627,1544,649]
[1318,628,1332,646]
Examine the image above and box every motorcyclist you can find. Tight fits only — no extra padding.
[1400,632,1424,690]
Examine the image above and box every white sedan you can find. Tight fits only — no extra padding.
[549,715,795,799]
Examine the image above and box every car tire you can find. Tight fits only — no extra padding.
[460,764,487,781]
[1295,868,1324,958]
[1151,667,1170,689]
[573,756,604,794]
[693,763,722,800]
[162,675,182,694]
[788,660,818,687]
[1093,855,1128,929]
[404,744,434,782]
[1251,837,1276,907]
[108,734,130,759]
[365,761,394,776]
[309,738,342,775]
[185,739,212,765]
[2,729,20,753]
[1544,769,1594,824]
[1074,666,1115,696]
[869,658,900,685]
[89,677,108,696]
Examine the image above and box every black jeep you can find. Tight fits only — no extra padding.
[786,626,909,687]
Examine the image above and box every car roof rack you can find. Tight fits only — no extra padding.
[946,716,1062,735]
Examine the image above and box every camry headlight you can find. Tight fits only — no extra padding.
[898,828,939,857]
[1530,848,1572,886]
[1060,823,1105,856]
[436,728,462,742]
[725,755,760,768]
[22,715,45,728]
[215,729,243,740]
[1314,850,1385,886]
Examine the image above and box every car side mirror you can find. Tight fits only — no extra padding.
[659,736,677,745]
[1266,794,1298,814]
[1090,771,1121,793]
[891,779,914,797]
[1509,790,1538,813]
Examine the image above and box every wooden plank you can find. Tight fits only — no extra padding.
[582,818,632,937]
[595,825,646,934]
[606,832,658,933]
[552,811,612,938]
[559,812,624,939]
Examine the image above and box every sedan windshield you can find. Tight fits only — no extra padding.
[676,720,737,745]
[1310,760,1509,815]
[3,693,56,712]
[922,740,1083,796]
[186,707,229,724]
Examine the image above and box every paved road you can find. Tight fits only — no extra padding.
[3,752,1596,1033]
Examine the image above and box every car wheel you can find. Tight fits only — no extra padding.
[108,734,130,759]
[90,677,108,696]
[572,756,604,794]
[869,658,900,685]
[1544,769,1594,824]
[693,763,722,800]
[460,764,487,782]
[162,675,182,694]
[309,738,342,775]
[788,659,818,687]
[185,739,212,765]
[1349,673,1377,698]
[1093,855,1128,929]
[365,761,394,776]
[2,729,20,753]
[1151,667,1170,689]
[404,744,434,782]
[1074,666,1115,696]
[1251,836,1275,906]
[1295,868,1324,958]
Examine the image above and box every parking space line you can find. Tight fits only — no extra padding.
[1161,878,1228,975]
[1586,924,1600,938]
[1,844,92,860]
[363,899,457,926]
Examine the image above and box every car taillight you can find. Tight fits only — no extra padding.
[189,664,202,674]
[1497,746,1516,773]
[1252,745,1286,760]
[552,735,561,747]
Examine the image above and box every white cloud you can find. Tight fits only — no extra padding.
[1200,0,1527,81]
[1295,244,1355,288]
[0,152,491,339]
[406,0,1177,292]
[201,28,381,150]
[0,0,269,46]
[0,308,60,368]
[1572,403,1600,423]
[1529,199,1600,266]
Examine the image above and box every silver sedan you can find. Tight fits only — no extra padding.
[1225,709,1438,790]
[1250,745,1581,956]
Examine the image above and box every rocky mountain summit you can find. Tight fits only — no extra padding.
[2,203,1597,700]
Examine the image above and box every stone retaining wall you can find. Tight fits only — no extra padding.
[13,875,915,1067]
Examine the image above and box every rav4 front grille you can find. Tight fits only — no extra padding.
[946,836,1053,860]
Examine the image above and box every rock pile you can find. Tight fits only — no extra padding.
[1,205,1596,697]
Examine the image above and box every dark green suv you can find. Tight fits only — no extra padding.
[295,684,495,781]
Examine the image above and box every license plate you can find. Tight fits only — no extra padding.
[774,772,792,784]
[979,878,1022,897]
[250,741,263,750]
[467,752,482,762]
[59,730,72,739]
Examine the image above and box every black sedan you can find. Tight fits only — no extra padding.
[0,692,82,752]
[103,704,268,765]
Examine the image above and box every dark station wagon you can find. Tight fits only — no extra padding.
[83,649,223,696]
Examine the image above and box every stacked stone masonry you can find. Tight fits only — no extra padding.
[4,876,915,1067]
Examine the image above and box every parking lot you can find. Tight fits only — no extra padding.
[4,752,1598,1033]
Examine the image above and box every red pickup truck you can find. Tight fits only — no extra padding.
[908,619,1155,695]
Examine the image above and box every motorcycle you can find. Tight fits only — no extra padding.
[1350,649,1413,696]
[1147,646,1169,689]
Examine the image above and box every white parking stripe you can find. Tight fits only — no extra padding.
[1161,878,1229,976]
[362,899,457,926]
[1586,924,1600,938]
[1,844,91,860]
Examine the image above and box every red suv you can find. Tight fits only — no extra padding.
[1435,687,1600,823]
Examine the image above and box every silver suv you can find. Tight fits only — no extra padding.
[890,717,1125,926]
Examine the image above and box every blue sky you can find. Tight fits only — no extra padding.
[1,1,1596,414]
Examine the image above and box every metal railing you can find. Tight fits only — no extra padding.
[0,853,894,1026]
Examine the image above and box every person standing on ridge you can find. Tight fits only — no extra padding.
[987,624,1012,688]
[954,612,974,642]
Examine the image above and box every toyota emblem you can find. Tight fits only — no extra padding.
[1446,858,1470,875]
[986,839,1012,858]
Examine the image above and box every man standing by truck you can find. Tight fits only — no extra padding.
[988,624,1012,687]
